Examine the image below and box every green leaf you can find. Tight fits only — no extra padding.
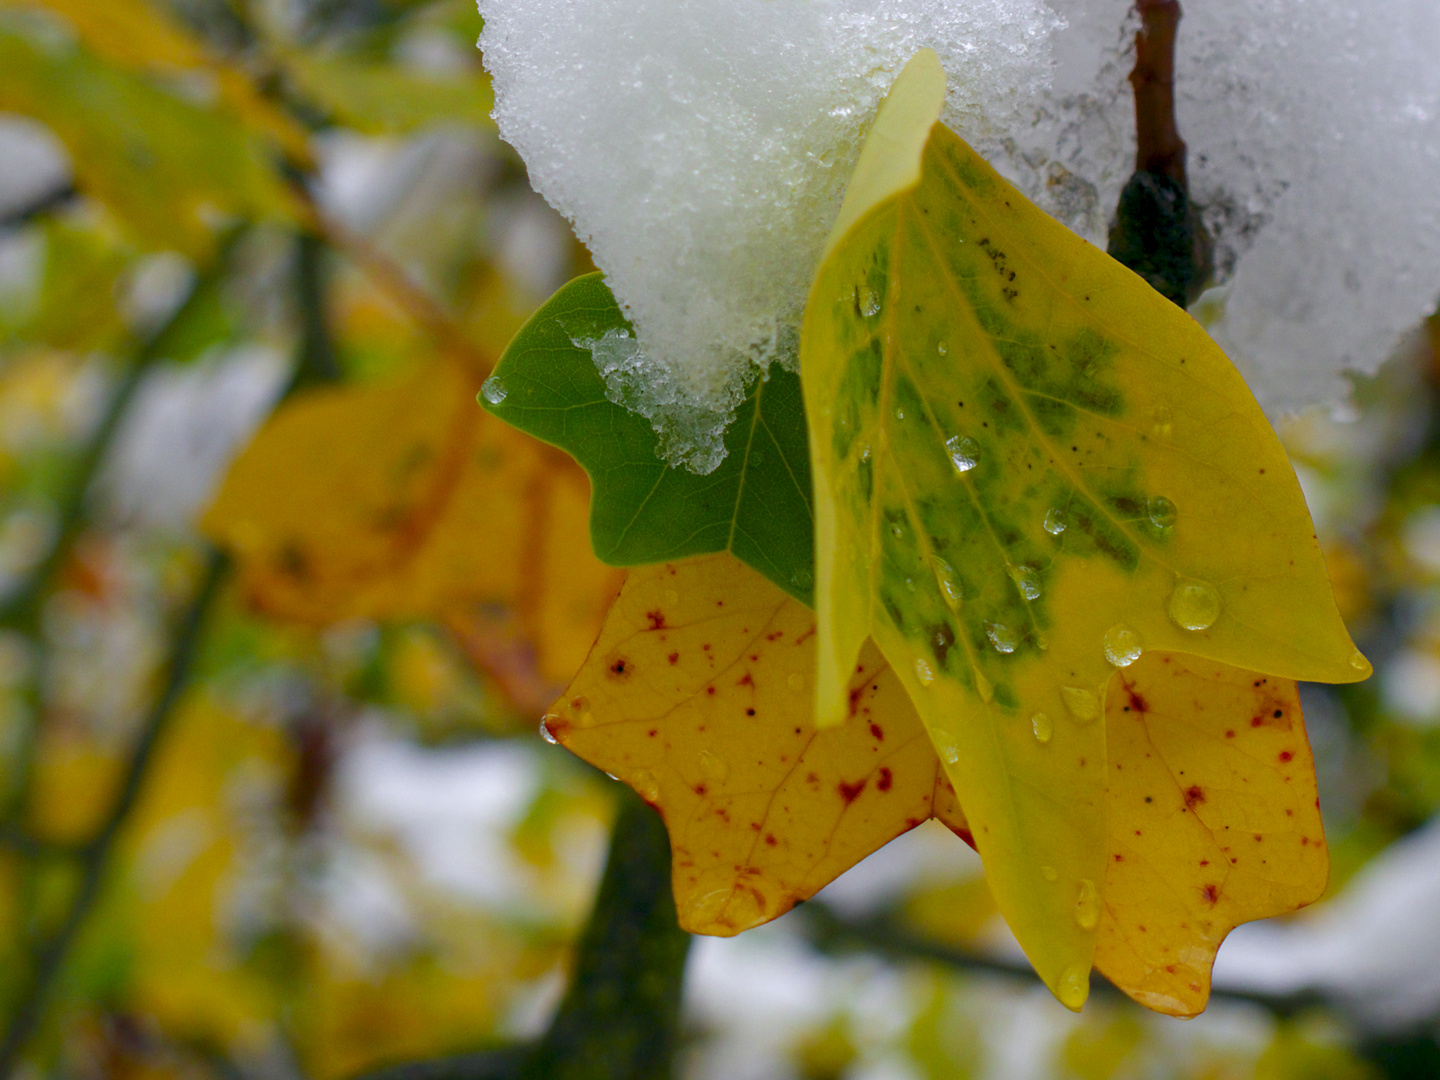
[801,49,1365,1008]
[481,272,816,604]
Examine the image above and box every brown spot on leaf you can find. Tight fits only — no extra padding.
[645,610,667,630]
[609,658,631,678]
[668,652,680,665]
[1279,750,1293,762]
[764,833,778,847]
[1202,884,1219,905]
[838,779,867,805]
[1184,785,1205,808]
[870,723,885,741]
[877,767,893,792]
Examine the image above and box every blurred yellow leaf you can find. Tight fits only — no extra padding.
[113,694,291,1053]
[0,25,300,257]
[6,0,312,161]
[553,554,1329,1016]
[801,49,1362,1005]
[203,360,621,683]
[281,51,495,135]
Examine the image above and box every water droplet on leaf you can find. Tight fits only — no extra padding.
[1041,865,1058,882]
[946,435,979,473]
[481,376,507,405]
[933,558,963,609]
[985,622,1016,654]
[1350,649,1371,674]
[1031,712,1053,743]
[539,718,558,744]
[1103,624,1143,667]
[1008,564,1041,601]
[858,285,881,316]
[914,657,935,686]
[699,751,729,781]
[1168,579,1221,631]
[936,340,948,356]
[1058,964,1090,1010]
[1043,507,1068,535]
[787,672,805,692]
[632,769,660,803]
[1063,686,1099,722]
[1147,495,1177,530]
[1074,878,1100,929]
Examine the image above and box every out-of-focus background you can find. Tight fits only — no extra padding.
[1,1,1440,1078]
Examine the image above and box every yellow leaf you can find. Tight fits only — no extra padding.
[800,49,1364,1006]
[6,0,312,162]
[202,361,621,683]
[553,554,1329,1017]
[0,26,301,257]
[546,552,968,935]
[1095,654,1326,1018]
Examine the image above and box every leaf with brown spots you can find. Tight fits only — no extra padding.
[1094,653,1327,1017]
[203,360,623,683]
[545,552,968,935]
[551,553,1327,1016]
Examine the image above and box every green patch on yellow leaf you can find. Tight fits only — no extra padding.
[549,553,1331,1017]
[801,50,1362,1006]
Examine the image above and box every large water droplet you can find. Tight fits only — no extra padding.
[933,558,963,609]
[985,622,1017,654]
[481,375,507,405]
[632,769,660,803]
[1074,878,1100,930]
[1009,564,1041,601]
[539,718,558,744]
[1103,624,1143,667]
[1043,507,1068,535]
[1031,712,1053,743]
[1058,963,1090,1010]
[699,751,729,781]
[1168,579,1221,631]
[1063,686,1100,722]
[787,672,806,693]
[1147,495,1177,530]
[914,657,935,687]
[1350,649,1371,674]
[858,285,881,316]
[946,435,979,473]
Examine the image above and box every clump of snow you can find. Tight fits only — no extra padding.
[480,0,1440,467]
[1015,0,1440,416]
[477,0,1061,471]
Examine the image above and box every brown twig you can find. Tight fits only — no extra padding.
[1131,0,1187,184]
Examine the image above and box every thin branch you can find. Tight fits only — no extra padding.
[0,549,230,1078]
[348,1047,530,1080]
[796,901,1330,1020]
[0,184,77,233]
[1130,0,1186,184]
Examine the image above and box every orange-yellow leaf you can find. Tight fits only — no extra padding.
[1095,654,1326,1017]
[546,552,968,935]
[203,360,621,683]
[553,553,1328,1017]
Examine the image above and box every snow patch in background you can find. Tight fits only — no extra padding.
[478,0,1440,468]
